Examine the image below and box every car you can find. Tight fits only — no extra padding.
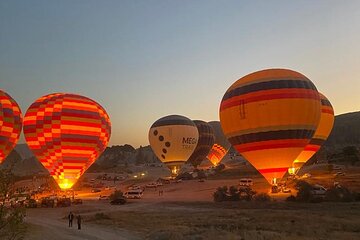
[156,182,163,186]
[91,188,101,193]
[311,185,327,196]
[176,179,182,183]
[98,195,110,200]
[198,179,205,182]
[110,198,126,205]
[239,178,253,187]
[146,183,157,188]
[124,190,143,199]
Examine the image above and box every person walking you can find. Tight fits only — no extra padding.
[68,212,74,227]
[77,214,82,230]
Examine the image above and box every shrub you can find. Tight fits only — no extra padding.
[286,195,296,202]
[295,180,313,202]
[213,186,228,202]
[238,187,256,201]
[109,190,124,201]
[254,193,271,202]
[325,186,354,202]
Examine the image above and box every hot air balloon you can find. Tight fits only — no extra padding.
[0,90,22,164]
[220,69,321,185]
[206,121,231,166]
[149,115,198,176]
[23,93,111,190]
[291,93,334,172]
[187,120,215,168]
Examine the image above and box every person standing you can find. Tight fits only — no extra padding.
[68,212,74,227]
[77,215,82,230]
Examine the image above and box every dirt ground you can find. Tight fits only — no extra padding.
[24,171,360,240]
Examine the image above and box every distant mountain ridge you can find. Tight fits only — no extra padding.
[325,111,360,148]
[3,111,359,176]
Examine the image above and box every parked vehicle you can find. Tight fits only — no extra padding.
[146,183,157,188]
[239,178,253,187]
[311,185,327,196]
[124,190,143,199]
[99,195,110,200]
[91,188,101,193]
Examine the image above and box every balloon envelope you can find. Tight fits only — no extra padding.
[220,69,321,184]
[0,90,22,164]
[23,93,111,189]
[149,115,198,175]
[187,120,215,168]
[206,121,231,166]
[293,93,334,170]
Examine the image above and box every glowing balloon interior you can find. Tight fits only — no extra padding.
[293,93,334,171]
[220,69,321,185]
[23,93,111,189]
[149,115,198,176]
[206,121,231,166]
[0,90,22,164]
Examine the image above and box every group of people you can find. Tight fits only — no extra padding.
[68,212,82,230]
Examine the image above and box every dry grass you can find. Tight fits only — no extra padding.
[86,201,360,240]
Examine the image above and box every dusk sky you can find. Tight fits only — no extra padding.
[1,0,359,148]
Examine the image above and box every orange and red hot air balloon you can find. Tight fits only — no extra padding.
[292,93,334,172]
[220,69,321,185]
[0,90,22,164]
[23,93,111,189]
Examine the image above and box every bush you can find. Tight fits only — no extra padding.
[325,186,354,202]
[254,193,271,202]
[286,195,296,202]
[295,180,313,202]
[213,186,228,202]
[109,190,124,201]
[238,187,256,201]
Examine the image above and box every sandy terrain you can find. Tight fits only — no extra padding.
[22,164,360,239]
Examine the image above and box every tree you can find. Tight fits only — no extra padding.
[0,169,27,240]
[135,146,146,165]
[342,146,359,165]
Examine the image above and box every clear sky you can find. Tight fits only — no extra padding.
[1,0,359,147]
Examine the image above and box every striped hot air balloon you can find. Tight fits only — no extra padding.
[220,69,321,185]
[23,93,111,189]
[292,93,334,171]
[149,115,198,176]
[187,120,215,168]
[206,121,231,166]
[0,90,22,164]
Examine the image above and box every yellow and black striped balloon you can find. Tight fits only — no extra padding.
[293,93,334,170]
[220,69,321,184]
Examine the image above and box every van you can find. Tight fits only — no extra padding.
[239,178,253,187]
[311,185,327,196]
[124,190,143,199]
